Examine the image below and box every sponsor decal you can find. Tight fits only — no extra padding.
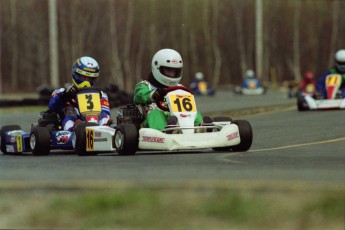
[142,136,165,143]
[227,132,239,141]
[179,114,188,118]
[56,131,71,144]
[6,145,15,153]
[94,132,102,137]
[83,67,96,72]
[86,116,99,123]
[102,100,110,107]
[87,62,94,67]
[171,59,178,64]
[94,138,107,142]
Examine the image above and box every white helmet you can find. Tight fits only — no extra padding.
[151,49,183,87]
[195,72,204,80]
[335,49,345,72]
[245,69,255,78]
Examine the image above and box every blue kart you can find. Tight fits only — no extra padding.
[0,88,114,156]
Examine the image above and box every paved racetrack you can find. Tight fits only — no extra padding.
[0,89,344,184]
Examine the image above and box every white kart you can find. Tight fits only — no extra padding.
[297,74,345,111]
[114,86,253,155]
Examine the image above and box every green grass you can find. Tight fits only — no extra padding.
[1,182,343,230]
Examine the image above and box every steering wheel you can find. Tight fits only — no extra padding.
[155,85,193,111]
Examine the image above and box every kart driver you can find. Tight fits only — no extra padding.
[316,49,345,98]
[48,56,112,131]
[190,72,216,96]
[133,48,204,131]
[298,71,316,95]
[242,69,261,87]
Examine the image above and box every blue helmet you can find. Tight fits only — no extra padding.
[72,56,100,89]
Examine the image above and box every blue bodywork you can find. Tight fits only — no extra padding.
[2,129,74,154]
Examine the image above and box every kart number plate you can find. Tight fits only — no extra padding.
[16,135,22,152]
[198,82,207,93]
[325,74,341,87]
[77,93,102,114]
[169,94,196,113]
[86,128,94,151]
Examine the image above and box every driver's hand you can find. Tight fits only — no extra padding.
[151,88,167,102]
[63,85,77,101]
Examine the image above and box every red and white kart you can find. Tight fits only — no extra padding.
[114,86,253,155]
[297,74,345,111]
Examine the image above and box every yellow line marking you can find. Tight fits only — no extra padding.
[250,137,345,152]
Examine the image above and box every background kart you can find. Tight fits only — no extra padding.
[233,78,266,95]
[297,74,345,111]
[115,86,253,155]
[0,88,116,156]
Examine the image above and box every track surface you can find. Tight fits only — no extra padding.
[0,90,344,184]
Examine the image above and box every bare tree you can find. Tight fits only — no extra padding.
[10,0,18,90]
[109,0,124,89]
[202,0,212,81]
[292,0,301,81]
[211,0,222,87]
[232,1,247,76]
[328,0,339,67]
[123,0,134,91]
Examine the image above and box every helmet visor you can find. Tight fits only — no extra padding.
[76,73,97,84]
[336,62,345,72]
[159,66,182,79]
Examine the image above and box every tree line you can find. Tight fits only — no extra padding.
[0,0,343,94]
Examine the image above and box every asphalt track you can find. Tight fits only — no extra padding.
[0,89,344,185]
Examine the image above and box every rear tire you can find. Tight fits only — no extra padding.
[30,127,51,155]
[231,120,253,151]
[115,123,138,155]
[0,125,22,154]
[297,95,308,111]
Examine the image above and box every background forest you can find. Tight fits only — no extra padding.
[0,0,344,94]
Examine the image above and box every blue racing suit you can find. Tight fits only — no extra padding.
[48,86,111,131]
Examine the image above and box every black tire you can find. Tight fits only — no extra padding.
[115,123,138,155]
[0,125,22,154]
[231,120,253,151]
[297,95,308,111]
[30,126,51,155]
[74,122,98,156]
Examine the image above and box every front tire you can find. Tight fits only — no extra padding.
[231,120,253,151]
[115,123,138,155]
[30,127,51,155]
[0,125,22,154]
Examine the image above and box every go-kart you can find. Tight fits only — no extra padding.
[233,78,266,95]
[0,88,115,156]
[190,80,216,96]
[114,86,253,155]
[297,74,345,111]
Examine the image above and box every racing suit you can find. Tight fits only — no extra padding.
[133,80,203,130]
[317,67,345,99]
[48,86,111,131]
[190,79,215,96]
